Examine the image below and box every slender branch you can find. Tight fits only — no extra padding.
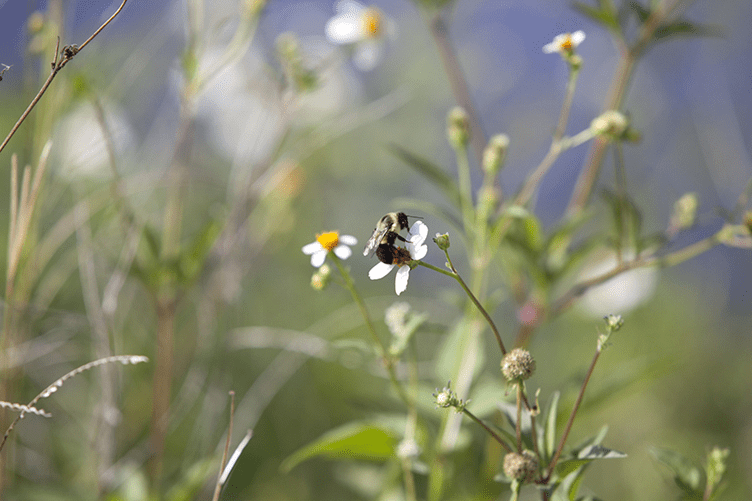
[332,255,411,407]
[417,259,506,355]
[551,227,727,317]
[515,383,523,452]
[544,346,601,481]
[566,0,683,215]
[0,0,129,156]
[462,408,513,453]
[428,14,489,177]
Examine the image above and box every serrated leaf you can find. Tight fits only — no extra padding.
[389,144,460,207]
[577,444,626,459]
[650,446,704,496]
[281,422,397,472]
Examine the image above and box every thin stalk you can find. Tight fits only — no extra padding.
[331,255,410,407]
[0,0,128,155]
[544,346,601,481]
[417,259,506,355]
[455,144,475,237]
[428,14,488,175]
[515,383,523,452]
[551,227,727,316]
[566,0,684,215]
[462,408,512,453]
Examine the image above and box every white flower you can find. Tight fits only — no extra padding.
[325,0,395,71]
[577,250,658,317]
[302,231,358,267]
[542,30,586,54]
[368,221,428,295]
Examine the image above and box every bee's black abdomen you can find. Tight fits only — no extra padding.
[376,244,395,264]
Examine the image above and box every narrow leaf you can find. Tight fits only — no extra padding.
[281,422,397,472]
[544,391,561,461]
[577,444,626,459]
[649,446,703,495]
[389,144,460,207]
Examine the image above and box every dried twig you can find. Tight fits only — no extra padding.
[0,0,129,156]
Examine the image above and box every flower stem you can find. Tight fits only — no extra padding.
[331,255,410,406]
[544,345,601,481]
[418,258,506,355]
[462,408,512,453]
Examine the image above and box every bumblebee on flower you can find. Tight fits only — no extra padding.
[367,219,428,296]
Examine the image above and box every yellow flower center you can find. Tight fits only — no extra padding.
[316,231,340,251]
[361,7,382,38]
[560,34,573,51]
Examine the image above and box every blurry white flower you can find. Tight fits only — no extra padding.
[368,221,428,295]
[325,0,395,71]
[302,231,358,267]
[55,102,135,179]
[542,30,586,55]
[578,250,658,317]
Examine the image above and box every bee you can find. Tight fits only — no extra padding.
[363,212,416,265]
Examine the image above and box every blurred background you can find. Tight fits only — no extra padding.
[0,0,751,499]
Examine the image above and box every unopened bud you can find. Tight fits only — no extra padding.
[591,110,629,137]
[433,233,450,251]
[670,192,698,231]
[482,134,509,175]
[311,263,332,290]
[447,106,470,150]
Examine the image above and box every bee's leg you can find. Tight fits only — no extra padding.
[393,234,408,243]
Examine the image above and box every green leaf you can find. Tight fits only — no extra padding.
[544,391,561,462]
[179,219,222,284]
[389,144,460,207]
[281,422,397,472]
[166,458,217,501]
[573,0,620,33]
[650,446,704,496]
[577,444,626,459]
[653,20,723,41]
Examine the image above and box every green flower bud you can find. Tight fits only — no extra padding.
[433,232,450,251]
[482,134,509,175]
[447,106,470,150]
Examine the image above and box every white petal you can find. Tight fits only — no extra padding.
[352,41,382,71]
[335,0,365,14]
[409,221,428,246]
[302,241,323,255]
[409,242,427,260]
[339,234,358,246]
[542,41,558,54]
[394,266,410,295]
[369,262,395,280]
[571,30,586,46]
[310,250,327,268]
[326,14,363,44]
[334,244,352,260]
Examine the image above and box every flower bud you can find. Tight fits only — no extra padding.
[447,106,470,150]
[310,263,332,290]
[433,232,450,251]
[590,110,629,137]
[501,348,536,382]
[482,134,509,175]
[503,450,538,483]
[670,192,698,231]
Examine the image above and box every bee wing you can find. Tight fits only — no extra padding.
[363,227,389,257]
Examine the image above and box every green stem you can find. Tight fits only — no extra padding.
[331,255,410,407]
[544,346,601,481]
[462,408,512,453]
[419,256,506,355]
